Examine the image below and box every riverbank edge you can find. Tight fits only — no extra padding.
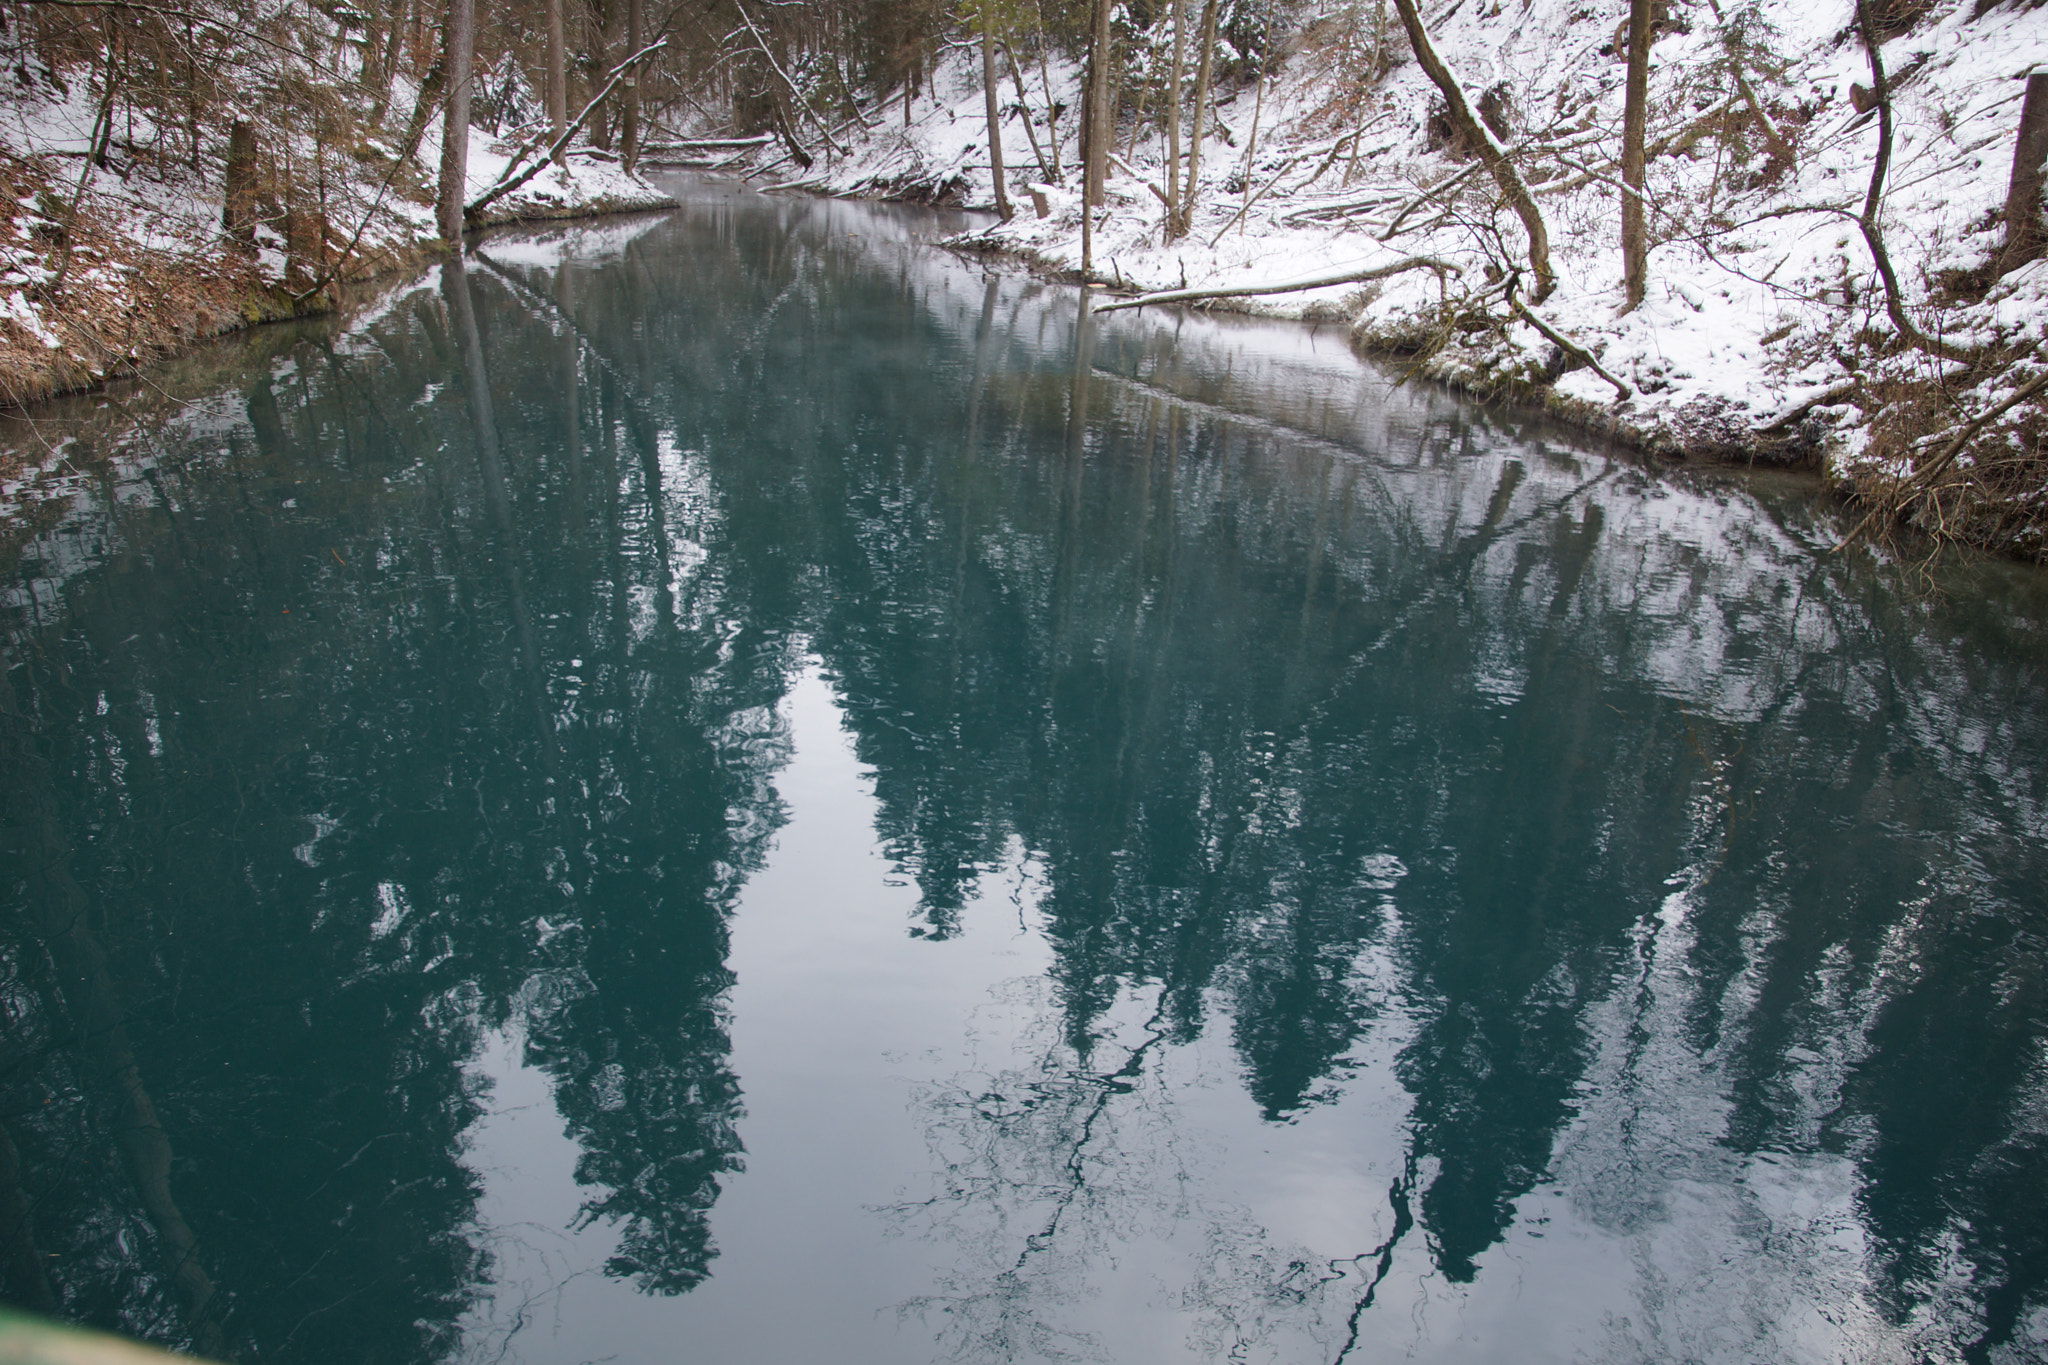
[0,191,677,418]
[0,181,1877,554]
[944,233,1834,475]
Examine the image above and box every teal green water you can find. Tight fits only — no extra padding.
[3,179,2047,1364]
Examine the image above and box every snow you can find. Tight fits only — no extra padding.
[0,0,2039,549]
[0,50,671,405]
[723,0,2048,553]
[422,113,675,225]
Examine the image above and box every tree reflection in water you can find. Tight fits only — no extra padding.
[0,184,2045,1364]
[0,238,788,1359]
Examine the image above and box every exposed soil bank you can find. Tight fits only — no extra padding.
[0,188,672,414]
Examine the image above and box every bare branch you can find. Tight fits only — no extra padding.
[1835,362,2048,549]
[466,40,669,219]
[730,0,848,157]
[1509,288,1632,402]
[1105,152,1169,206]
[1852,0,1977,363]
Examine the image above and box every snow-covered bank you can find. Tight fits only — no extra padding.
[730,0,2048,560]
[0,77,671,427]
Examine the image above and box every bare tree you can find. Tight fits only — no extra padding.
[1851,0,1969,359]
[1177,0,1218,239]
[1080,0,1113,272]
[1166,0,1185,230]
[1389,0,1555,298]
[223,119,259,250]
[1002,40,1058,181]
[1234,4,1276,239]
[1619,0,1652,310]
[980,0,1011,219]
[622,0,643,171]
[547,0,567,160]
[437,0,476,242]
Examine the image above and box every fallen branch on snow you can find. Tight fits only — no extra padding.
[1106,152,1170,206]
[1753,379,1858,434]
[466,39,668,219]
[1508,288,1632,402]
[1207,153,1305,246]
[1091,257,1460,313]
[1277,188,1407,226]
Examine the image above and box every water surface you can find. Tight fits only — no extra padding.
[3,179,2047,1365]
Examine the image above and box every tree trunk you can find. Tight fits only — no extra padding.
[981,3,1011,219]
[1079,0,1114,272]
[1166,0,1185,233]
[1004,41,1055,181]
[437,0,476,242]
[362,0,388,98]
[590,2,616,150]
[1081,0,1115,210]
[1037,39,1064,181]
[557,266,581,512]
[222,118,259,251]
[1852,0,1969,359]
[1619,0,1652,310]
[1999,72,2048,275]
[398,50,447,167]
[1235,6,1274,238]
[369,0,410,124]
[1388,0,1555,299]
[547,0,567,159]
[621,0,642,172]
[1183,0,1219,235]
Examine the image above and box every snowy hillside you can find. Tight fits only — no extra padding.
[734,0,2048,559]
[0,36,671,416]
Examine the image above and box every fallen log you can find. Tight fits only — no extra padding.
[1092,256,1459,313]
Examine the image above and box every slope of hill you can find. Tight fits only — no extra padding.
[748,0,2048,560]
[0,7,670,416]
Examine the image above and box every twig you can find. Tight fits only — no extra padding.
[17,0,354,83]
[1277,188,1407,226]
[1206,154,1303,247]
[1834,364,2048,550]
[1377,162,1482,240]
[1734,201,1860,226]
[1533,96,1739,196]
[293,145,414,305]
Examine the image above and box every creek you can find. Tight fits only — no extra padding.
[2,177,2046,1364]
